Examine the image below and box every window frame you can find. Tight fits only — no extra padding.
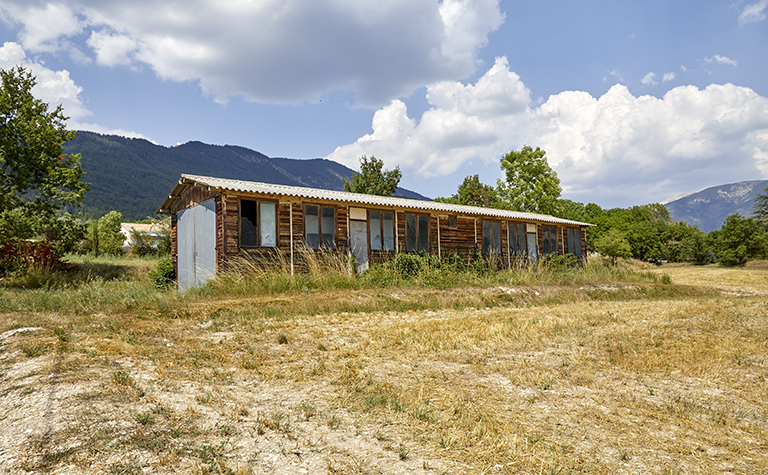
[405,213,430,253]
[482,220,501,255]
[542,225,558,255]
[567,228,582,256]
[304,204,337,249]
[369,210,395,252]
[508,222,528,257]
[239,198,278,249]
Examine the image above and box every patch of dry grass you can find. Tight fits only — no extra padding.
[0,262,766,473]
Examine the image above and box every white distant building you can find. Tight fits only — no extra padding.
[120,222,166,251]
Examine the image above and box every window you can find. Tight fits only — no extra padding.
[509,223,527,256]
[240,199,276,248]
[370,211,395,251]
[542,226,558,255]
[382,212,394,251]
[567,228,582,256]
[406,214,429,252]
[449,216,457,228]
[305,205,336,249]
[483,221,501,255]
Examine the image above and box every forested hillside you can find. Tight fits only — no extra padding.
[63,131,427,220]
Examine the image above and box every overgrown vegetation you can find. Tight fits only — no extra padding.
[1,259,765,474]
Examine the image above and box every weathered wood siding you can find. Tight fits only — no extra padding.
[170,184,590,279]
[171,212,178,278]
[224,195,239,261]
[170,187,219,214]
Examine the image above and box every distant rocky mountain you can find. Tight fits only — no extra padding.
[663,180,768,232]
[63,131,428,220]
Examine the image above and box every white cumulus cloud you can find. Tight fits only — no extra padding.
[0,0,504,106]
[87,30,139,67]
[328,58,768,207]
[739,0,768,25]
[0,41,147,139]
[641,72,658,86]
[0,41,89,120]
[662,72,676,82]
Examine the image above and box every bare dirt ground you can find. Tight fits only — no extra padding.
[1,264,766,474]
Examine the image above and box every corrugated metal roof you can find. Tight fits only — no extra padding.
[158,174,593,227]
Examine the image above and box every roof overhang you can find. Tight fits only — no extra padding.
[157,174,594,227]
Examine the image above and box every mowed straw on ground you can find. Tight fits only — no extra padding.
[0,262,766,474]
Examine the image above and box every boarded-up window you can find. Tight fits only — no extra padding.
[509,223,527,256]
[406,214,429,252]
[483,221,501,255]
[241,199,276,248]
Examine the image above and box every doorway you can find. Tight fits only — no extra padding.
[177,199,217,290]
[349,220,369,274]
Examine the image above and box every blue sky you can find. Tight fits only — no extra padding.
[1,0,767,208]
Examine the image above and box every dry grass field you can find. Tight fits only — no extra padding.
[0,258,766,474]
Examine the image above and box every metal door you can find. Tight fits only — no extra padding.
[176,199,217,290]
[350,220,369,274]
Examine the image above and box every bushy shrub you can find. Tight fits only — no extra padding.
[388,252,436,278]
[541,254,581,270]
[129,230,157,258]
[0,240,67,276]
[149,257,175,288]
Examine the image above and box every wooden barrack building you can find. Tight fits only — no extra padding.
[157,174,592,290]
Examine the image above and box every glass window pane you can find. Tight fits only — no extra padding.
[483,221,492,255]
[382,212,394,251]
[418,215,429,252]
[567,229,575,255]
[542,226,550,255]
[321,207,335,249]
[260,201,276,247]
[509,223,517,253]
[517,224,527,254]
[406,214,417,252]
[551,227,558,254]
[574,229,581,256]
[449,216,457,228]
[240,200,259,247]
[493,221,501,255]
[305,205,319,249]
[369,211,381,251]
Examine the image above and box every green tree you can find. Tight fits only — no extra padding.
[715,214,768,266]
[753,186,768,228]
[97,211,125,256]
[552,199,589,222]
[434,174,505,208]
[0,66,89,243]
[497,146,561,214]
[593,229,632,266]
[683,228,712,264]
[342,155,402,197]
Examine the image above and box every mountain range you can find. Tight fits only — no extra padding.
[62,131,766,230]
[662,180,768,232]
[62,131,428,221]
